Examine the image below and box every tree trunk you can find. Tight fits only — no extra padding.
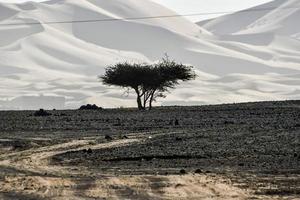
[143,93,147,110]
[137,96,144,110]
[134,88,144,110]
[149,90,155,110]
[149,100,153,110]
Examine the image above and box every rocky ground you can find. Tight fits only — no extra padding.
[0,100,299,199]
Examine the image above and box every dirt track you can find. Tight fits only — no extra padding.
[0,100,299,199]
[0,136,252,200]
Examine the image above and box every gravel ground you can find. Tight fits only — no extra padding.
[0,100,300,199]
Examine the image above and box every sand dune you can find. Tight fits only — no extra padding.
[0,0,299,109]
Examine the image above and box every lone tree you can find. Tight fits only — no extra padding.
[100,58,196,110]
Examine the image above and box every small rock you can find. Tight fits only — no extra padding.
[224,120,234,125]
[105,135,113,141]
[294,153,298,158]
[87,148,93,154]
[179,169,186,174]
[175,119,179,126]
[175,183,184,188]
[122,135,128,139]
[194,169,203,174]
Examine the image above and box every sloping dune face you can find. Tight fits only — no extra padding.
[0,0,299,109]
[200,0,300,36]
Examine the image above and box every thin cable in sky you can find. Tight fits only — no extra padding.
[0,5,298,26]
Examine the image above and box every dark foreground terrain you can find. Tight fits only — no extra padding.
[0,100,299,199]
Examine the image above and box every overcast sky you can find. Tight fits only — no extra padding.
[0,0,274,21]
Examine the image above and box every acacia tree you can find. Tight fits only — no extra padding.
[100,58,196,110]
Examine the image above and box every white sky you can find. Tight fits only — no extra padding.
[0,0,274,22]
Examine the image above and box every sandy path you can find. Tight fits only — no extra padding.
[0,135,259,199]
[0,139,139,174]
[83,174,252,200]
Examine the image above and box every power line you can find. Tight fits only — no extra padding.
[0,5,298,26]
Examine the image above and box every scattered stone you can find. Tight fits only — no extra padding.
[294,153,298,158]
[145,157,153,161]
[87,148,93,154]
[224,120,234,125]
[175,183,184,188]
[115,118,121,126]
[175,118,179,126]
[105,135,113,141]
[194,169,203,174]
[122,135,129,139]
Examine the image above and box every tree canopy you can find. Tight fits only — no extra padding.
[101,58,196,110]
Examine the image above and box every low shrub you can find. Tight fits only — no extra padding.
[34,109,51,117]
[79,104,103,110]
